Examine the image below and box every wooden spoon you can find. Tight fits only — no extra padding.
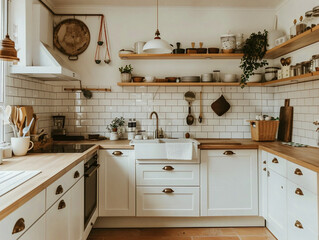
[18,108,26,137]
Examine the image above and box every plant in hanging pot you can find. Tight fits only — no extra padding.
[239,30,269,88]
[119,64,133,82]
[107,117,125,141]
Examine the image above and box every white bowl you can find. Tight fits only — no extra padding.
[223,73,237,83]
[144,76,154,82]
[265,72,277,81]
[248,74,262,83]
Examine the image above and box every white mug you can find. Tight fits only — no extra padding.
[11,137,34,156]
[134,41,146,54]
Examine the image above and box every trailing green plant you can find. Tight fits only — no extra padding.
[119,64,133,74]
[107,117,125,132]
[240,30,269,88]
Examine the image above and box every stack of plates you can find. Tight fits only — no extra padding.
[181,76,200,82]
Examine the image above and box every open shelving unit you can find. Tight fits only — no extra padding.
[119,53,243,60]
[117,82,262,87]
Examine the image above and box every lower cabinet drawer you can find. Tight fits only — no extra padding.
[136,187,199,217]
[0,190,45,240]
[287,181,318,233]
[267,153,286,177]
[288,213,318,240]
[18,215,45,240]
[136,164,199,186]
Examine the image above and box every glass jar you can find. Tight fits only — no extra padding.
[304,10,314,30]
[311,54,319,72]
[213,70,221,82]
[295,63,302,76]
[296,16,307,35]
[220,34,236,53]
[236,33,244,52]
[290,65,296,77]
[290,19,297,38]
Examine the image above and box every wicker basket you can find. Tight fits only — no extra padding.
[248,120,279,142]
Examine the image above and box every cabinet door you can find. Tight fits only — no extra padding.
[99,150,135,216]
[46,193,70,240]
[201,150,258,216]
[267,169,287,240]
[18,215,45,240]
[260,150,268,220]
[69,177,84,240]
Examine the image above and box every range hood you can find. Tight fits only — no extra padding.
[10,42,80,81]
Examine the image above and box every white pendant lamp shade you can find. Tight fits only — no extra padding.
[143,0,172,54]
[143,38,172,54]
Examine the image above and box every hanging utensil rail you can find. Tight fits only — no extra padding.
[64,88,111,92]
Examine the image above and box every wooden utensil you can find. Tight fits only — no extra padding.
[18,107,26,137]
[198,91,203,123]
[278,99,293,142]
[23,106,34,130]
[30,114,38,135]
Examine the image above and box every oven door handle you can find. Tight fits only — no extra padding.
[85,164,100,178]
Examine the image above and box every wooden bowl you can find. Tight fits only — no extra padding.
[208,47,220,53]
[221,49,235,54]
[132,77,144,82]
[166,77,178,82]
[155,78,168,82]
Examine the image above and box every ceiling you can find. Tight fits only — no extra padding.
[50,0,285,9]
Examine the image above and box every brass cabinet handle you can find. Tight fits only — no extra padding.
[295,188,304,196]
[272,158,279,164]
[223,151,235,156]
[74,171,80,179]
[162,188,174,193]
[56,185,64,195]
[58,200,66,210]
[12,218,25,234]
[295,220,303,229]
[263,161,266,164]
[294,168,303,176]
[162,166,174,171]
[112,151,123,156]
[263,168,267,171]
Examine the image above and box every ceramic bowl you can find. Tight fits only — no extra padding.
[223,73,237,83]
[144,76,154,82]
[265,72,277,81]
[248,73,263,83]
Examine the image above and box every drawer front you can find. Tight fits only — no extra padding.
[287,161,318,195]
[267,153,286,177]
[137,187,199,217]
[287,181,318,232]
[288,213,318,240]
[46,161,83,209]
[136,164,199,186]
[0,190,45,240]
[68,161,84,188]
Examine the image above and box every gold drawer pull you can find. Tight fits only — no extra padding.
[272,158,279,164]
[58,200,66,210]
[162,166,174,171]
[74,171,80,179]
[12,218,25,234]
[263,168,267,171]
[112,151,123,156]
[263,161,266,164]
[223,151,235,155]
[295,188,304,196]
[56,185,64,195]
[295,220,303,229]
[162,188,174,193]
[294,168,303,176]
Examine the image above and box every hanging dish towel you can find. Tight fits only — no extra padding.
[165,142,193,160]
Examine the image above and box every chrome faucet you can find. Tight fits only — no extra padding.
[149,111,163,138]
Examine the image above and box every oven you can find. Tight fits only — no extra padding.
[84,153,99,228]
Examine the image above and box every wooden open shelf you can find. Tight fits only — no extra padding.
[265,25,319,59]
[117,82,261,87]
[119,53,243,60]
[262,72,319,86]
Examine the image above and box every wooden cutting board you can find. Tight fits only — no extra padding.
[278,99,293,142]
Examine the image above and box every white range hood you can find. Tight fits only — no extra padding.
[10,42,80,81]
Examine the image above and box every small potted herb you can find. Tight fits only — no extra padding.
[119,64,133,82]
[107,117,125,140]
[240,30,269,88]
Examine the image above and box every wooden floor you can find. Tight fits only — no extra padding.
[88,227,277,240]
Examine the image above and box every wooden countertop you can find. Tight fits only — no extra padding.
[1,138,319,221]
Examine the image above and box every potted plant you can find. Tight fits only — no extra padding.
[239,30,269,88]
[119,64,133,82]
[107,117,125,140]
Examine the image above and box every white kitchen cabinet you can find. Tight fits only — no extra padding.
[201,150,258,216]
[99,150,135,216]
[136,187,199,217]
[267,169,287,240]
[18,215,45,240]
[46,177,84,240]
[260,150,268,220]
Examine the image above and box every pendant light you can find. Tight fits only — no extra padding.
[0,0,19,62]
[143,0,172,54]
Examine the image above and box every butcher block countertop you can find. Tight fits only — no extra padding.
[1,138,319,221]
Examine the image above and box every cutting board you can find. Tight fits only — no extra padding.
[278,99,293,142]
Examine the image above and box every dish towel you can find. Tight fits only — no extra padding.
[165,142,193,160]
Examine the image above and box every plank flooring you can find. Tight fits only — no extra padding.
[88,227,277,240]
